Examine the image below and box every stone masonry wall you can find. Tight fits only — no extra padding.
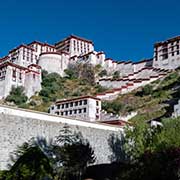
[0,105,123,170]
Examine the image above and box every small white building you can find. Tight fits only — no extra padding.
[0,62,41,98]
[49,96,101,122]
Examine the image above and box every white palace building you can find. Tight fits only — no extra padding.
[0,34,180,104]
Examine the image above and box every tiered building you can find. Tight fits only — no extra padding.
[0,34,180,103]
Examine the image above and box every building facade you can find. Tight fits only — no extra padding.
[153,36,180,69]
[0,34,180,99]
[49,96,101,121]
[55,35,94,57]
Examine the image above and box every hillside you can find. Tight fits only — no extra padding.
[3,63,180,122]
[3,64,108,112]
[102,68,180,122]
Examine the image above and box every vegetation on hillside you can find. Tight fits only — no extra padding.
[5,86,28,106]
[113,117,180,180]
[102,69,180,122]
[5,63,107,112]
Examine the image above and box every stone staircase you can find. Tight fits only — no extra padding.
[96,67,171,100]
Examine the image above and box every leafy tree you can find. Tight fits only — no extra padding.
[124,117,180,161]
[123,120,164,161]
[6,126,96,180]
[54,125,96,180]
[64,68,77,79]
[6,138,54,180]
[39,72,63,102]
[102,100,123,115]
[6,86,28,106]
[117,147,180,180]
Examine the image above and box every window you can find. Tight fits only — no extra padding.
[57,105,60,109]
[65,103,69,108]
[56,112,59,115]
[79,100,82,105]
[79,109,82,113]
[33,74,36,79]
[61,112,63,116]
[51,106,54,110]
[62,104,64,109]
[96,108,99,113]
[74,109,77,114]
[75,101,78,106]
[70,110,72,115]
[19,72,22,80]
[177,51,180,55]
[83,108,86,113]
[96,101,99,106]
[96,115,99,119]
[84,100,87,105]
[65,111,68,115]
[70,102,73,107]
[12,69,16,78]
[162,54,168,60]
[172,52,174,56]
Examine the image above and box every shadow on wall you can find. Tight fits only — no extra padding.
[84,132,126,180]
[108,133,126,163]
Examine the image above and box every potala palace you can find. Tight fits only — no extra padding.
[1,35,180,121]
[1,35,180,170]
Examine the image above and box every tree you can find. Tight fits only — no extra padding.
[6,138,54,180]
[5,126,96,180]
[123,121,160,161]
[64,68,77,79]
[54,125,96,180]
[124,117,180,161]
[6,86,28,106]
[39,72,63,102]
[102,100,123,115]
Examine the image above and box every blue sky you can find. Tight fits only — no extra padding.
[0,0,180,61]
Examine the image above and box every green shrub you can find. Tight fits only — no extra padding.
[102,100,123,115]
[6,86,28,106]
[142,85,153,95]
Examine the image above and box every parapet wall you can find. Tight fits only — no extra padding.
[0,105,123,170]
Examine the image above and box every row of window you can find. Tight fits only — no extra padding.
[55,100,100,110]
[12,70,22,80]
[56,100,88,109]
[0,67,7,78]
[31,44,55,53]
[56,108,87,116]
[73,40,90,53]
[155,51,180,60]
